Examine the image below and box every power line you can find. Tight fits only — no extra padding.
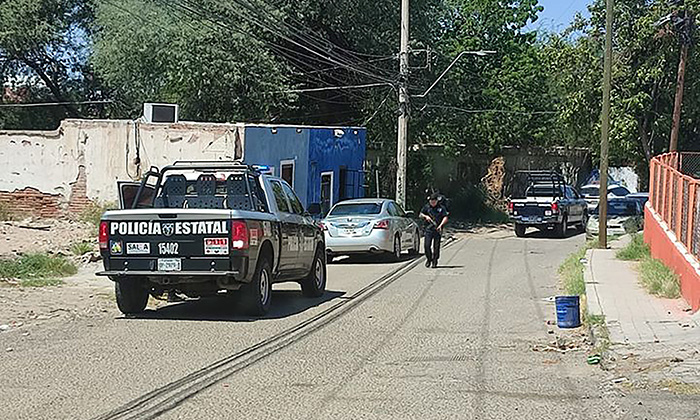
[422,104,559,115]
[268,82,395,94]
[362,89,393,126]
[172,0,396,84]
[0,100,113,108]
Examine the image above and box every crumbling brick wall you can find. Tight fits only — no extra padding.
[66,165,91,216]
[0,188,62,219]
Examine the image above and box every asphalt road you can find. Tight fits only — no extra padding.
[1,229,698,419]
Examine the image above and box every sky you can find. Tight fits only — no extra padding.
[525,0,593,33]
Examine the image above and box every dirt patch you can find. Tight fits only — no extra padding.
[0,219,95,258]
[0,262,116,332]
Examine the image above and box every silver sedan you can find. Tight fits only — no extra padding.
[321,198,421,261]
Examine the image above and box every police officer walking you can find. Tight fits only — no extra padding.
[420,193,449,268]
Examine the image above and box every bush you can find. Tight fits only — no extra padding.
[0,201,14,221]
[79,201,117,227]
[639,258,681,299]
[559,247,587,296]
[70,241,94,256]
[0,253,77,285]
[449,185,509,223]
[616,234,650,261]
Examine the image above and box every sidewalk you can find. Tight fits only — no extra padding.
[584,236,700,346]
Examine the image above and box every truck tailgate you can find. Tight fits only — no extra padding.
[101,209,238,274]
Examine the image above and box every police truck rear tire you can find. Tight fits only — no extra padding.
[301,248,326,298]
[241,257,272,316]
[115,277,148,315]
[514,224,526,237]
[554,216,568,238]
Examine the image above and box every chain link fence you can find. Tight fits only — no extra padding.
[680,153,700,179]
[651,153,700,262]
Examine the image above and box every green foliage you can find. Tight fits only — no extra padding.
[0,202,14,221]
[0,0,104,129]
[79,201,117,228]
[70,241,94,256]
[559,247,587,296]
[0,253,77,284]
[639,257,681,298]
[616,234,650,261]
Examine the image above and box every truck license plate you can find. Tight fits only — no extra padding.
[157,258,181,272]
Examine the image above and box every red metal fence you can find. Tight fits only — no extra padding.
[649,152,700,261]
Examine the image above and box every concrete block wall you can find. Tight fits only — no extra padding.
[0,119,244,219]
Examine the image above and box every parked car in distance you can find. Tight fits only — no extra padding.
[322,198,420,261]
[626,192,649,208]
[509,171,588,238]
[579,183,631,212]
[586,198,644,239]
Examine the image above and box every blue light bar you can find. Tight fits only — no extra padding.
[251,164,273,175]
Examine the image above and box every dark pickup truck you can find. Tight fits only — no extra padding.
[97,161,326,316]
[507,171,588,238]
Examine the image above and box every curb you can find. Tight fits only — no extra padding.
[584,248,603,317]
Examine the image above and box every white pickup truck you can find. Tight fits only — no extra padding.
[508,171,588,238]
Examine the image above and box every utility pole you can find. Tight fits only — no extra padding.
[599,0,614,249]
[670,9,693,153]
[396,0,410,208]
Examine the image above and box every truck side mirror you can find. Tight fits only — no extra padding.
[308,203,322,216]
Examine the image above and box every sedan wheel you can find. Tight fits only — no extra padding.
[391,235,401,262]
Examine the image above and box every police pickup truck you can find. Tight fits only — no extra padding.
[97,161,326,316]
[507,171,588,238]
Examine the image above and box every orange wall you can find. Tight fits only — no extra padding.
[645,207,700,311]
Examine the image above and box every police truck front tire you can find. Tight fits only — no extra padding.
[301,248,326,298]
[241,257,272,316]
[115,277,148,315]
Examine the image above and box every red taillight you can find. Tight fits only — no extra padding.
[231,220,249,250]
[99,221,108,250]
[551,202,559,213]
[508,202,514,213]
[373,220,390,230]
[320,222,328,231]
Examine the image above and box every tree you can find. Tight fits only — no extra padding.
[0,0,103,128]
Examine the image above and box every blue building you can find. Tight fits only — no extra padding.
[242,124,367,213]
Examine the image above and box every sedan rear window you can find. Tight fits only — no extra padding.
[591,201,640,216]
[580,187,599,197]
[329,203,382,216]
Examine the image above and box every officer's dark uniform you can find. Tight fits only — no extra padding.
[420,197,448,268]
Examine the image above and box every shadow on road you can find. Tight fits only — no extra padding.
[519,228,586,240]
[329,253,421,265]
[122,289,346,322]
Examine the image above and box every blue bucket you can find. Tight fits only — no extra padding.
[555,295,581,328]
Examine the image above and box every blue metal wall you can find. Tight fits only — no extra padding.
[242,126,311,203]
[307,127,366,207]
[243,125,366,209]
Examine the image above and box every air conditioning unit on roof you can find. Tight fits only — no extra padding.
[143,103,179,123]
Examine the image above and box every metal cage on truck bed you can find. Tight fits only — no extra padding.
[511,170,567,199]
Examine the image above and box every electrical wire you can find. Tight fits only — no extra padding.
[422,104,559,115]
[0,100,112,107]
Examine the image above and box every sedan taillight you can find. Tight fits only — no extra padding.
[373,220,390,230]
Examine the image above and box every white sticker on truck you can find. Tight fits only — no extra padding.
[126,242,150,255]
[204,238,229,255]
